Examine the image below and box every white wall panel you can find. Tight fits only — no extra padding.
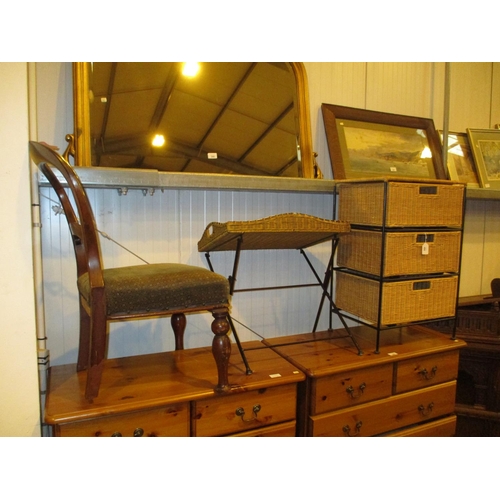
[40,186,79,364]
[449,63,493,131]
[304,62,367,181]
[366,62,438,119]
[459,199,487,296]
[0,63,41,436]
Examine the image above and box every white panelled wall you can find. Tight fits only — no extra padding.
[40,185,335,364]
[36,62,500,369]
[0,63,40,436]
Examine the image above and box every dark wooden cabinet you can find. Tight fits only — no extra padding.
[455,341,500,436]
[429,295,500,436]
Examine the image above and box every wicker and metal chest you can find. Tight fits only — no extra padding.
[334,178,466,351]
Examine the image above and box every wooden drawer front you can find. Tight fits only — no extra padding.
[193,384,297,437]
[395,351,459,393]
[309,381,456,437]
[312,364,393,414]
[384,415,457,437]
[231,420,297,437]
[56,403,189,437]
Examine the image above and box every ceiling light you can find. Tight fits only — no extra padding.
[152,134,165,147]
[182,62,200,77]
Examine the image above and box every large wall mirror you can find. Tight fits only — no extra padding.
[72,62,317,179]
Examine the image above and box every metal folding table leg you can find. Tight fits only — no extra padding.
[300,241,363,356]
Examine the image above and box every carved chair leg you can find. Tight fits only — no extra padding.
[171,313,186,350]
[77,300,91,371]
[211,308,231,393]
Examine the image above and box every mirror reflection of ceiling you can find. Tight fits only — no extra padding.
[89,62,302,177]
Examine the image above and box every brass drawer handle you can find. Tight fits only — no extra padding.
[343,421,363,437]
[235,404,261,422]
[418,366,437,380]
[346,382,366,399]
[418,402,435,417]
[111,428,144,437]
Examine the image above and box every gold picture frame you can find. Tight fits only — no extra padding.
[322,103,446,180]
[467,128,500,189]
[440,131,479,187]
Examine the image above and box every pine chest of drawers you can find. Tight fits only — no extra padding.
[44,342,304,437]
[265,325,465,437]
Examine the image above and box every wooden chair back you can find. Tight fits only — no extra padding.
[29,141,105,292]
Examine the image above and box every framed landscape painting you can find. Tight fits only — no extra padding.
[467,128,500,189]
[322,103,446,180]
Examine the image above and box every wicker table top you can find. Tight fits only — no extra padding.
[198,213,350,252]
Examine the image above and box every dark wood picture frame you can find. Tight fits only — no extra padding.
[322,103,446,180]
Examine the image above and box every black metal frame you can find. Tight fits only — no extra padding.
[204,231,364,373]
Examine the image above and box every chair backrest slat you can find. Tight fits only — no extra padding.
[30,141,104,288]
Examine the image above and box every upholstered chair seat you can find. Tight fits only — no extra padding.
[77,263,229,316]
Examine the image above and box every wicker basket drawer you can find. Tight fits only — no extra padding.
[55,403,190,437]
[336,272,458,325]
[311,364,393,415]
[309,381,456,437]
[337,180,464,227]
[395,350,460,393]
[192,384,297,437]
[337,230,462,277]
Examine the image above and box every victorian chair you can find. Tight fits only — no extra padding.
[29,141,232,402]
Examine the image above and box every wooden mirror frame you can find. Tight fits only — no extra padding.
[71,62,316,179]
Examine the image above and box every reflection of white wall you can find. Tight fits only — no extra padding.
[0,63,40,436]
